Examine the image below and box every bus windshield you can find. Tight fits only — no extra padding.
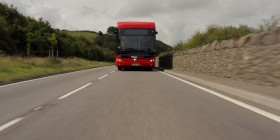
[119,36,155,53]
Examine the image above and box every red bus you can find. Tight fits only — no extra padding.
[115,21,158,71]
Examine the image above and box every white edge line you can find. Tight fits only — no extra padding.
[32,106,43,111]
[0,67,107,88]
[0,118,24,132]
[58,83,92,100]
[98,74,109,80]
[160,71,280,123]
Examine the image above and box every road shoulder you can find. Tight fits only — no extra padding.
[161,69,280,116]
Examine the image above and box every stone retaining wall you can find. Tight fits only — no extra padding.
[158,29,280,88]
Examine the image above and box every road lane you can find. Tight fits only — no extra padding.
[57,83,92,100]
[0,69,280,140]
[0,66,115,126]
[161,71,280,123]
[0,118,24,132]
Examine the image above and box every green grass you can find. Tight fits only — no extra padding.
[0,56,114,83]
[60,31,97,41]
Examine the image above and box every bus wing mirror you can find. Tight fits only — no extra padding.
[155,31,158,34]
[114,30,118,34]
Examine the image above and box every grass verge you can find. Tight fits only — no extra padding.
[0,56,114,83]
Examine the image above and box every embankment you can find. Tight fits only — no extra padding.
[157,29,280,88]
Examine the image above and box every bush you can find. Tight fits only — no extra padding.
[175,24,254,50]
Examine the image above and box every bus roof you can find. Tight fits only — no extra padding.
[117,22,155,29]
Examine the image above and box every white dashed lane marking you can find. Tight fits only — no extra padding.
[57,83,92,100]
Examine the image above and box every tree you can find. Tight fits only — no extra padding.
[107,26,117,36]
[0,16,12,54]
[98,31,103,36]
[26,32,33,57]
[24,17,53,57]
[48,33,58,57]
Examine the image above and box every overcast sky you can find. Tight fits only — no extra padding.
[1,0,279,46]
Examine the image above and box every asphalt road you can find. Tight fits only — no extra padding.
[0,66,280,140]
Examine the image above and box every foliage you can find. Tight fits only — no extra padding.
[107,26,117,36]
[48,33,58,48]
[0,3,28,55]
[94,33,116,51]
[0,2,114,61]
[175,24,254,50]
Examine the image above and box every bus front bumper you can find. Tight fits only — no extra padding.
[116,61,155,67]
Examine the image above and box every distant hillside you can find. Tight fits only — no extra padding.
[155,40,173,55]
[60,30,98,42]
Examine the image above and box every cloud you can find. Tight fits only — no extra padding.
[1,0,280,46]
